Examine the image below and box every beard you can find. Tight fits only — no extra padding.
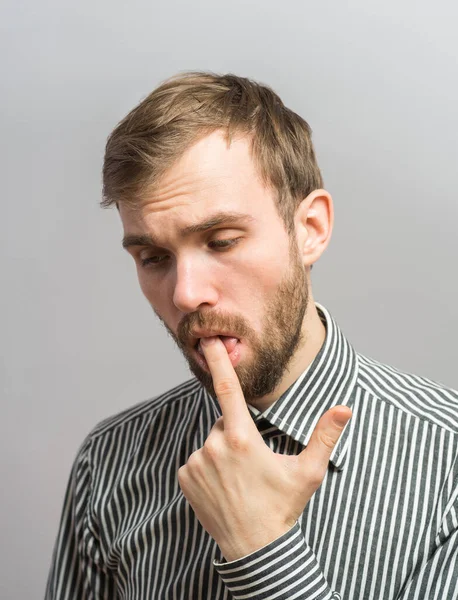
[156,241,310,404]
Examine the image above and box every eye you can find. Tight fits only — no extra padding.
[208,237,241,250]
[138,237,242,269]
[140,255,169,267]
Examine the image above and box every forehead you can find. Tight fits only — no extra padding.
[119,130,279,235]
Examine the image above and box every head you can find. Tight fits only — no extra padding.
[102,72,332,404]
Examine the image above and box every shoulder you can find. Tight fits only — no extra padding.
[65,378,206,498]
[87,377,204,441]
[356,352,458,433]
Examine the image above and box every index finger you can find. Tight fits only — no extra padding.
[200,336,254,433]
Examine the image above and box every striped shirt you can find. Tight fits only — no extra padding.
[45,303,458,599]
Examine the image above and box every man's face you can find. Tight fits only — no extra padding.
[120,130,310,403]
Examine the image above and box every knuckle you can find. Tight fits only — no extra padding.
[203,438,221,459]
[319,431,338,451]
[177,465,187,483]
[186,450,201,470]
[214,378,237,398]
[226,433,250,453]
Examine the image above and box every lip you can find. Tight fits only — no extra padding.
[189,330,241,350]
[192,338,243,371]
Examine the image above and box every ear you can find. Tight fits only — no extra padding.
[294,189,334,268]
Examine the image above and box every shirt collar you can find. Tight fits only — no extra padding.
[247,302,358,471]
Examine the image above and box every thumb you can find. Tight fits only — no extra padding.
[300,405,352,476]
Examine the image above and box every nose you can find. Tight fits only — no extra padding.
[172,256,219,314]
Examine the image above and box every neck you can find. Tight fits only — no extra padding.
[249,293,326,412]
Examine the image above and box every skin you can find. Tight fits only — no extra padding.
[157,227,310,404]
[119,129,352,560]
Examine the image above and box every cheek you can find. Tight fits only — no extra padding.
[222,254,285,312]
[137,268,151,299]
[137,269,169,313]
[139,278,177,332]
[236,246,286,290]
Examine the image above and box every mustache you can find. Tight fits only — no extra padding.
[176,310,252,347]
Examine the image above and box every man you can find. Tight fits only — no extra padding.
[46,72,458,599]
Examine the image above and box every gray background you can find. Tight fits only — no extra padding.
[1,0,457,598]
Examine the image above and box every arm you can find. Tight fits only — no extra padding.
[45,437,117,600]
[215,495,458,599]
[214,521,341,600]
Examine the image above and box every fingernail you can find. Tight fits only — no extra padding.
[200,336,217,347]
[333,407,352,427]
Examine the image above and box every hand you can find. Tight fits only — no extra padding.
[177,336,352,562]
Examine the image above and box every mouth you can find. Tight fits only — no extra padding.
[191,334,243,370]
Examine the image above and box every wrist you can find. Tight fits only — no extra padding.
[219,522,295,562]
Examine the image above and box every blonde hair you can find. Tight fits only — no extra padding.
[101,71,323,233]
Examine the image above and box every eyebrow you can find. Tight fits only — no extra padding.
[121,211,255,249]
